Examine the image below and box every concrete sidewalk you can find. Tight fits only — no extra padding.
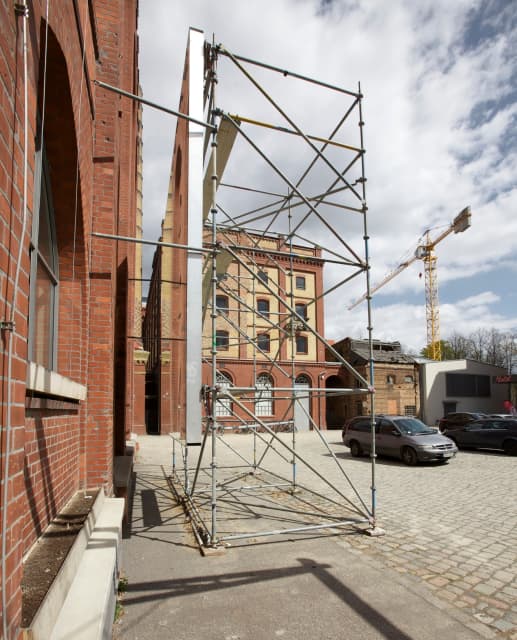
[115,435,487,640]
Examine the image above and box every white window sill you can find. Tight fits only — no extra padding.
[27,362,87,401]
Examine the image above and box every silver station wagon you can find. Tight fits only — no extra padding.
[342,415,458,465]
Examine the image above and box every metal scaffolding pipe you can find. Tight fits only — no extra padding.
[92,231,209,253]
[219,518,370,542]
[215,44,361,98]
[94,79,216,130]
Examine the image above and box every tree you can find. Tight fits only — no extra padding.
[422,329,517,370]
[447,332,472,359]
[420,340,455,360]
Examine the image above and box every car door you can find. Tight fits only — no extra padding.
[377,419,400,457]
[346,417,372,452]
[478,420,508,449]
[461,420,493,448]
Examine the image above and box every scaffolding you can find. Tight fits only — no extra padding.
[96,29,380,547]
[164,30,379,550]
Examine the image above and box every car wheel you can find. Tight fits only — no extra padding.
[401,446,418,466]
[349,440,362,457]
[502,440,517,456]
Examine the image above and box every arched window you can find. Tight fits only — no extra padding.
[216,330,229,350]
[257,298,270,318]
[387,375,395,384]
[215,371,233,417]
[257,333,270,352]
[294,374,311,431]
[255,373,273,416]
[29,145,59,369]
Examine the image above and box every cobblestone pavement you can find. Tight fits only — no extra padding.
[323,438,517,640]
[180,431,517,639]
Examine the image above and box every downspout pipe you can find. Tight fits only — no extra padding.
[2,3,29,638]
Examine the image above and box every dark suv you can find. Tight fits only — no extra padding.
[443,418,517,455]
[437,412,485,432]
[342,415,457,465]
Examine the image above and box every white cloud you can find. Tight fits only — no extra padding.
[139,0,517,353]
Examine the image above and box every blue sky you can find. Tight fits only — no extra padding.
[138,0,517,354]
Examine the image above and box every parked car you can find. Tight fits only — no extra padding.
[437,412,485,432]
[443,418,517,455]
[342,415,458,465]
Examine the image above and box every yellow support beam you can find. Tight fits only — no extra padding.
[228,113,362,153]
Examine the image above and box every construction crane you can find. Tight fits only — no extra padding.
[349,206,472,361]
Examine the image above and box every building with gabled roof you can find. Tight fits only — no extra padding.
[326,338,420,424]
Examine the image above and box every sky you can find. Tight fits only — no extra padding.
[138,0,517,355]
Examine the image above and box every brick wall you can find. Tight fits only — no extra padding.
[0,1,139,636]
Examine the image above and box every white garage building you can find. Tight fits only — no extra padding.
[419,359,509,426]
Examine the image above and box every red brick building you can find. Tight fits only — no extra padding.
[141,30,340,438]
[0,1,141,636]
[200,229,336,433]
[144,225,338,435]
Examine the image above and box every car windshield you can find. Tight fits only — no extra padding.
[393,418,436,435]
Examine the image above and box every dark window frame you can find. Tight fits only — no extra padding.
[295,275,306,290]
[295,302,307,320]
[28,144,59,370]
[257,270,268,285]
[257,298,270,319]
[216,294,229,314]
[257,332,271,352]
[296,334,308,354]
[215,330,230,350]
[445,373,490,397]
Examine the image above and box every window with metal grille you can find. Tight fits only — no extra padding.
[404,405,416,416]
[215,371,233,417]
[255,373,273,416]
